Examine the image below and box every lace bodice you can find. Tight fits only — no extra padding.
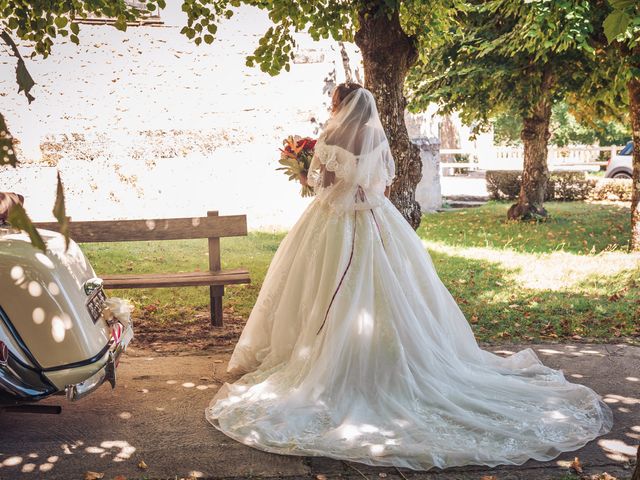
[308,139,395,212]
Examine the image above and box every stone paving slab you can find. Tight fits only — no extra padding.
[0,343,638,480]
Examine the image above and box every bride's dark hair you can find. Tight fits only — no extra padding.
[331,82,363,113]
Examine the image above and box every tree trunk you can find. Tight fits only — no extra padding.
[632,444,640,480]
[507,69,554,221]
[628,73,640,251]
[355,6,422,229]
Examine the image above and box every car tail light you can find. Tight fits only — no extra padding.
[0,341,8,365]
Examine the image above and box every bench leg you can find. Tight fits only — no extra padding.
[209,285,224,327]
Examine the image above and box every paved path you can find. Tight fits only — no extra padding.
[0,343,638,480]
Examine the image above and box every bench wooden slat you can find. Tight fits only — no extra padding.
[102,269,250,289]
[102,268,249,280]
[34,214,247,243]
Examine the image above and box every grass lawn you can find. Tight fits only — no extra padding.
[82,201,640,345]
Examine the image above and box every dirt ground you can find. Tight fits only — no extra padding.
[131,310,246,353]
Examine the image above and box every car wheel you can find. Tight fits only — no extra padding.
[612,172,632,179]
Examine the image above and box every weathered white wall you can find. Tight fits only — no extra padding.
[1,4,349,229]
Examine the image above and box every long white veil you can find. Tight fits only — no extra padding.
[308,88,395,211]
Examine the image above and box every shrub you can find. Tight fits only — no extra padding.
[549,171,597,201]
[486,170,522,200]
[486,170,597,201]
[590,178,632,201]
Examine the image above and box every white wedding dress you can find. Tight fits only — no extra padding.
[206,89,612,470]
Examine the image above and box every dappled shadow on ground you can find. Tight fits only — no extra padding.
[426,245,639,344]
[0,355,247,479]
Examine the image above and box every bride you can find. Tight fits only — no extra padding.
[206,83,612,470]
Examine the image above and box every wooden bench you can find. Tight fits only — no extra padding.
[35,211,249,327]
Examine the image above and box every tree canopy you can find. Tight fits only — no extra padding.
[178,1,459,75]
[407,0,605,132]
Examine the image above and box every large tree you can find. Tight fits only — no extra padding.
[600,6,640,476]
[601,0,640,251]
[407,0,607,221]
[180,0,459,229]
[1,0,164,248]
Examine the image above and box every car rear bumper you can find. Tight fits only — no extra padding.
[65,318,134,401]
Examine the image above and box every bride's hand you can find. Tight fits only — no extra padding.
[300,172,309,187]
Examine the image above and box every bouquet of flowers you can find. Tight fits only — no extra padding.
[277,136,317,197]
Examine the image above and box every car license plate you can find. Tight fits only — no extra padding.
[86,287,107,324]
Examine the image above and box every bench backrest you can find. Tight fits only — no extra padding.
[34,211,247,243]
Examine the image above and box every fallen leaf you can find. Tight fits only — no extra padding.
[480,476,498,480]
[315,475,327,480]
[378,474,387,478]
[84,472,104,480]
[213,360,224,364]
[113,476,127,480]
[137,460,148,470]
[595,474,618,480]
[570,456,583,474]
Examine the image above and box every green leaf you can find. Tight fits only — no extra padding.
[54,16,68,28]
[114,17,128,31]
[7,203,46,251]
[52,172,70,249]
[609,0,635,10]
[70,22,79,35]
[204,34,214,44]
[604,10,631,43]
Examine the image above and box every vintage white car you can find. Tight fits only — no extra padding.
[0,195,133,413]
